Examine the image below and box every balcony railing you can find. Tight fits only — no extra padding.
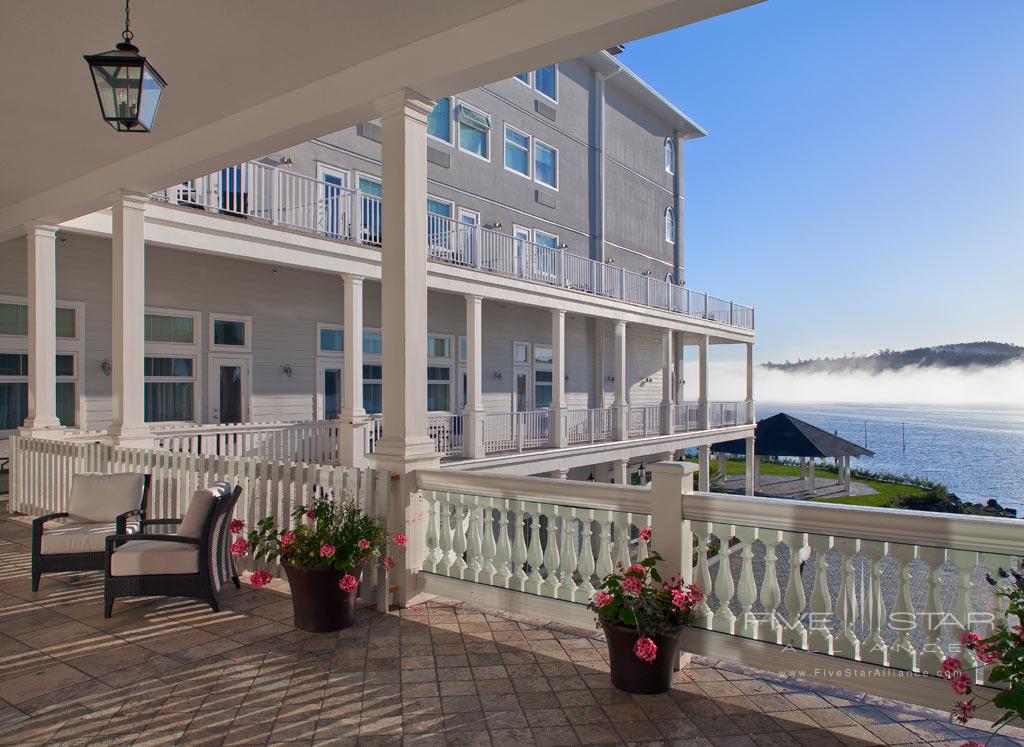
[152,161,754,330]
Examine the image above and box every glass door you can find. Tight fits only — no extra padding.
[358,176,382,246]
[458,208,479,266]
[512,226,531,278]
[316,361,343,420]
[209,355,250,424]
[318,167,349,239]
[219,164,248,216]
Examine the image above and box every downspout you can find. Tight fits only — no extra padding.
[673,131,684,285]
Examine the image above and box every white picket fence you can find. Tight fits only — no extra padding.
[150,421,341,463]
[8,436,389,588]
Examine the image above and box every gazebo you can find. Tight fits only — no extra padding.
[712,412,874,496]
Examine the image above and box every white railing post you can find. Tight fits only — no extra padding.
[270,166,280,226]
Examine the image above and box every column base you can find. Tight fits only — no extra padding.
[464,408,486,459]
[549,406,568,449]
[370,437,440,473]
[18,421,64,440]
[107,424,153,448]
[612,404,628,441]
[340,411,369,468]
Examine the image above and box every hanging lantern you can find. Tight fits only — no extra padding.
[84,0,167,132]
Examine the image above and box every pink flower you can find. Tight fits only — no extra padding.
[358,538,370,550]
[626,564,645,576]
[633,636,658,663]
[320,544,335,559]
[594,591,615,608]
[671,588,690,610]
[250,569,272,588]
[950,672,972,695]
[961,742,985,747]
[393,533,407,547]
[306,509,316,520]
[228,519,244,534]
[951,699,976,725]
[338,574,358,593]
[685,583,705,606]
[280,531,295,546]
[383,555,395,572]
[940,657,963,678]
[975,642,999,664]
[959,631,980,648]
[230,538,249,557]
[621,576,643,596]
[639,527,652,542]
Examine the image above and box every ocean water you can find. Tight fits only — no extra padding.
[756,403,1024,514]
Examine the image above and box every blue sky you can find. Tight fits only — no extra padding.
[620,0,1024,363]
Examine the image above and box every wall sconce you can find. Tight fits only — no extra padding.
[493,371,503,381]
[642,376,653,384]
[277,156,294,168]
[282,365,293,378]
[100,359,112,376]
[559,243,569,249]
[605,258,616,265]
[564,374,569,381]
[606,375,615,382]
[492,221,503,229]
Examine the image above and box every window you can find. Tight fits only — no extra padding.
[664,207,675,243]
[534,64,557,101]
[363,331,382,355]
[664,138,675,174]
[534,345,553,365]
[427,97,452,143]
[145,313,195,344]
[513,342,530,365]
[458,337,467,363]
[534,230,559,277]
[319,326,343,353]
[144,355,195,422]
[427,366,451,412]
[503,125,530,177]
[358,175,382,246]
[534,141,558,189]
[323,368,342,420]
[0,353,77,429]
[457,102,490,160]
[0,302,76,338]
[427,335,451,359]
[363,363,383,414]
[534,370,553,409]
[427,198,453,249]
[514,72,530,86]
[210,315,250,351]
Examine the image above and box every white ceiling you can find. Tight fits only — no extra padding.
[0,0,758,238]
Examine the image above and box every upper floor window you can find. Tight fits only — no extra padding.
[534,141,558,189]
[534,65,557,101]
[211,315,250,350]
[427,97,451,143]
[427,335,451,359]
[664,207,675,243]
[319,325,343,353]
[363,331,383,355]
[145,313,195,344]
[664,138,675,174]
[0,302,76,339]
[457,102,490,160]
[503,125,530,177]
[514,73,530,86]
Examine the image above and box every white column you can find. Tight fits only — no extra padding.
[698,444,710,492]
[550,309,567,448]
[612,459,628,485]
[716,452,726,484]
[800,456,806,479]
[340,273,366,467]
[744,437,755,495]
[661,328,674,435]
[613,320,627,440]
[548,468,568,480]
[20,223,62,436]
[371,89,439,609]
[809,459,816,496]
[674,331,686,406]
[465,295,485,458]
[745,341,755,424]
[108,193,151,446]
[592,318,605,409]
[697,334,709,430]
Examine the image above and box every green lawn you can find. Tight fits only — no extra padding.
[686,456,927,508]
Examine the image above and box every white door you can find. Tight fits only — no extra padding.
[316,165,350,238]
[458,208,479,266]
[512,369,531,412]
[209,355,251,424]
[513,225,530,277]
[316,360,343,420]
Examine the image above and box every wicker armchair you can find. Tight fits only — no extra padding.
[31,472,152,591]
[103,483,242,617]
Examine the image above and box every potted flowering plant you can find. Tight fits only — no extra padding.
[590,528,704,694]
[943,564,1023,745]
[230,488,406,632]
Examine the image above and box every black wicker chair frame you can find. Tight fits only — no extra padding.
[31,474,152,591]
[103,485,242,617]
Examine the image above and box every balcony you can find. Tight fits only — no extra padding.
[150,161,754,330]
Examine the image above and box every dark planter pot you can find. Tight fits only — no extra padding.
[283,562,361,633]
[602,621,685,694]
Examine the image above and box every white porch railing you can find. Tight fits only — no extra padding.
[427,413,465,458]
[153,161,754,330]
[673,401,700,432]
[482,410,550,453]
[708,401,742,428]
[627,404,661,437]
[565,407,615,445]
[150,421,341,464]
[413,462,1021,714]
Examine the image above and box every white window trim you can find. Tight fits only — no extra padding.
[456,100,492,162]
[427,332,455,415]
[427,333,455,364]
[0,294,83,345]
[427,96,454,146]
[144,306,201,425]
[316,322,344,357]
[426,195,455,217]
[533,64,558,103]
[356,171,381,191]
[145,306,201,352]
[457,335,468,364]
[664,207,675,244]
[534,229,558,247]
[361,329,383,415]
[514,72,531,87]
[533,139,559,191]
[503,124,532,180]
[664,138,675,175]
[209,313,252,353]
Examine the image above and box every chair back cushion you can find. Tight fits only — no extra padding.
[178,488,220,539]
[68,473,145,524]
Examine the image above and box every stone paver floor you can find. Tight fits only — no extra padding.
[0,517,1019,746]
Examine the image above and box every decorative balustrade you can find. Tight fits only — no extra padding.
[417,470,651,605]
[427,413,465,458]
[673,401,700,432]
[565,407,615,445]
[482,409,550,453]
[151,420,341,464]
[627,404,662,437]
[708,401,743,428]
[153,161,753,330]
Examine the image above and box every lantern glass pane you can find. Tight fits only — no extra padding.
[138,66,164,130]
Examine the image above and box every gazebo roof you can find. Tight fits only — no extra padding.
[712,412,875,459]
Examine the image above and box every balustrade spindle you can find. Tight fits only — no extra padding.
[541,512,562,597]
[481,501,498,579]
[918,546,946,675]
[860,540,888,666]
[438,492,455,573]
[466,502,483,577]
[888,544,917,671]
[693,522,714,628]
[424,490,439,570]
[576,511,597,601]
[595,511,615,581]
[952,549,980,673]
[494,505,513,586]
[834,537,860,660]
[712,527,738,634]
[807,535,834,654]
[556,507,579,602]
[511,503,529,588]
[526,507,544,592]
[782,531,808,649]
[614,515,632,571]
[735,526,758,640]
[451,495,469,574]
[758,530,783,643]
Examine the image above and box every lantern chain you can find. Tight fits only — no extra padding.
[122,0,133,43]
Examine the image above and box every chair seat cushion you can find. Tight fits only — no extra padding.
[41,522,126,555]
[110,540,199,577]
